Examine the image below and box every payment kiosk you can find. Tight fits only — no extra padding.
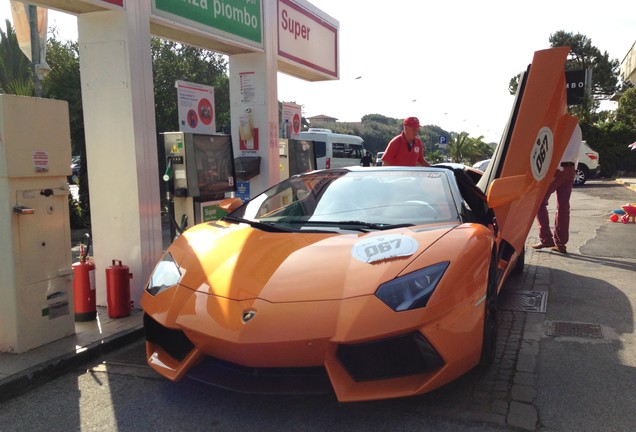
[0,95,75,353]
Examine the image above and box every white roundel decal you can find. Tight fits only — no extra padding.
[530,127,554,181]
[352,235,419,263]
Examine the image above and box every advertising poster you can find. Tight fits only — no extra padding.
[282,102,302,140]
[176,80,216,134]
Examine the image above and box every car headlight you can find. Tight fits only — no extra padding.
[375,262,449,311]
[146,252,181,296]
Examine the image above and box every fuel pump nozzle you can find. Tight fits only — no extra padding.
[163,157,173,183]
[163,156,185,238]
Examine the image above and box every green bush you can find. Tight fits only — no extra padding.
[68,194,89,229]
[583,122,636,177]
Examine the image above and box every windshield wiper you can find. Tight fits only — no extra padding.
[222,215,297,233]
[300,220,414,232]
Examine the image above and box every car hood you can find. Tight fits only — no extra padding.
[168,221,457,303]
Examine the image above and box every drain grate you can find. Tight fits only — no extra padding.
[546,321,603,338]
[498,290,547,313]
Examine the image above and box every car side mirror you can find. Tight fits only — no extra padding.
[486,175,529,208]
[218,197,244,213]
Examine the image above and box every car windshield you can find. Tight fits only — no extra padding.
[228,169,460,232]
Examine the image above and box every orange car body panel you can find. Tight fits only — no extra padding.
[142,221,494,401]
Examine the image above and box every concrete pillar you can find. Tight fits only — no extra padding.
[77,0,162,308]
[229,0,280,197]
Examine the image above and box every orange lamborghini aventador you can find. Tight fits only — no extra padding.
[142,47,578,402]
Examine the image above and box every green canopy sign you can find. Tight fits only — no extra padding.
[154,0,262,45]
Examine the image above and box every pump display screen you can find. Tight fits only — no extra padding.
[191,134,236,196]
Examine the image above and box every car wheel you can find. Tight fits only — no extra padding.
[573,165,588,186]
[479,249,498,367]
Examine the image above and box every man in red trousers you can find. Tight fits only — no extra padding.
[532,122,583,254]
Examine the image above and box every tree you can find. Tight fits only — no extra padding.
[0,19,33,95]
[43,37,90,227]
[152,38,230,133]
[446,132,474,163]
[508,31,620,122]
[550,31,619,99]
[616,87,636,131]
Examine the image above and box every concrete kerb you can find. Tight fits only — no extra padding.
[503,246,549,431]
[615,178,636,193]
[0,326,144,404]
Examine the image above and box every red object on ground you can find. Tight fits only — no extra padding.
[73,259,96,321]
[621,204,636,223]
[106,260,132,318]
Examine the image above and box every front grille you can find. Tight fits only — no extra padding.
[144,313,194,361]
[336,332,444,381]
[188,357,332,395]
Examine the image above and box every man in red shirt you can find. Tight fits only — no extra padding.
[381,117,431,167]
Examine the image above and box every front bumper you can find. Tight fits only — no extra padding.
[142,284,483,402]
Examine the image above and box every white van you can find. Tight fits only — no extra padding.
[299,128,366,169]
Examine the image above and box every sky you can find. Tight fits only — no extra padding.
[2,0,634,143]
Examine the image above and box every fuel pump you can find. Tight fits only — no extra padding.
[161,132,237,234]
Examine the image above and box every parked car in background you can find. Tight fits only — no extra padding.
[471,139,599,186]
[574,140,600,186]
[375,151,385,166]
[472,159,490,172]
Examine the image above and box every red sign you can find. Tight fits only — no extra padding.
[101,0,124,6]
[240,128,259,151]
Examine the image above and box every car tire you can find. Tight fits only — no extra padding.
[479,249,498,368]
[573,164,589,186]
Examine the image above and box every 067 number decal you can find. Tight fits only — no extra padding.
[364,238,402,259]
[352,235,418,263]
[530,127,554,181]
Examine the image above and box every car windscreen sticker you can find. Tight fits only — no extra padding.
[352,235,419,263]
[530,127,554,181]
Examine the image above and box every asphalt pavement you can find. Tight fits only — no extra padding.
[0,178,634,432]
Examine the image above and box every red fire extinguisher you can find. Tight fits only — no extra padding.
[73,234,96,321]
[106,259,133,318]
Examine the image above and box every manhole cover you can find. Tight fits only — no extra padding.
[546,321,603,338]
[498,290,547,313]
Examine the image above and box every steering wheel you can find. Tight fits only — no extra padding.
[404,200,440,219]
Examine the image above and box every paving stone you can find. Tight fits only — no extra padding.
[468,411,507,426]
[511,383,537,403]
[514,371,536,386]
[520,340,539,356]
[516,353,536,373]
[491,399,509,415]
[507,401,538,431]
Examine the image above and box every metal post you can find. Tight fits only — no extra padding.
[28,5,42,97]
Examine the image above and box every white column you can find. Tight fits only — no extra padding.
[77,0,162,308]
[228,0,280,197]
